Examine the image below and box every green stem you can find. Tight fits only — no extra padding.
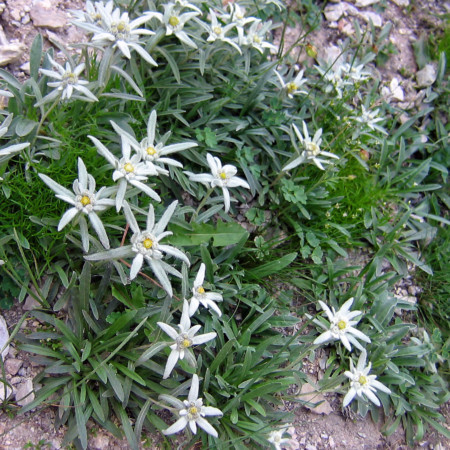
[190,187,214,223]
[33,96,60,146]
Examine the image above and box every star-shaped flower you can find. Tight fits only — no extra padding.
[283,121,339,172]
[39,158,115,252]
[157,300,216,379]
[275,69,308,98]
[343,350,391,407]
[85,201,189,296]
[185,153,250,213]
[202,9,242,53]
[161,374,223,437]
[88,134,160,211]
[188,263,223,317]
[313,297,371,352]
[267,425,292,450]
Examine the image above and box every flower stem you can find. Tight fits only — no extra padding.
[190,187,214,223]
[34,96,60,144]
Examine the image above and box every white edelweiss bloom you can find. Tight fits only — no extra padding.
[111,110,197,175]
[188,263,223,317]
[341,62,371,83]
[151,2,200,48]
[275,69,308,98]
[267,425,291,450]
[85,201,190,296]
[88,134,161,211]
[38,56,98,105]
[221,3,257,43]
[313,297,371,352]
[315,64,352,99]
[343,350,391,407]
[174,0,202,14]
[283,121,339,172]
[162,374,223,437]
[157,300,217,379]
[0,114,30,158]
[381,77,404,101]
[75,3,157,65]
[185,153,250,213]
[242,20,276,53]
[353,106,386,134]
[203,9,242,54]
[70,0,113,25]
[38,158,115,252]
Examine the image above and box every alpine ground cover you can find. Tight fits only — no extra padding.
[0,0,448,448]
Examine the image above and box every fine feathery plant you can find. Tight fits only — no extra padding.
[0,0,448,448]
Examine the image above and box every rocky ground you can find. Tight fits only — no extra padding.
[0,0,449,448]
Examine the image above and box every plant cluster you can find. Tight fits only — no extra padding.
[0,0,448,449]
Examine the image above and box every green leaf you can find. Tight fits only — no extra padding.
[111,361,146,386]
[168,221,249,247]
[105,364,125,402]
[30,34,43,80]
[210,339,236,373]
[15,118,37,137]
[247,252,297,278]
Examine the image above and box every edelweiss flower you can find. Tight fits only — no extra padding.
[74,3,157,65]
[353,106,386,133]
[39,158,115,252]
[267,425,291,450]
[85,201,189,296]
[174,0,202,14]
[203,9,241,53]
[157,300,217,379]
[111,110,197,175]
[88,135,160,211]
[341,62,370,83]
[343,350,391,407]
[275,69,308,98]
[242,20,276,53]
[315,64,352,99]
[283,122,339,172]
[38,56,98,105]
[313,298,371,352]
[0,114,30,159]
[161,374,223,437]
[185,153,250,213]
[188,263,223,317]
[221,3,257,43]
[147,3,200,48]
[70,0,113,25]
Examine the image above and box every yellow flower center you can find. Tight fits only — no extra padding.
[189,406,198,415]
[253,35,262,44]
[143,238,153,249]
[146,146,157,156]
[197,286,205,294]
[219,171,227,180]
[124,162,134,173]
[286,82,298,94]
[80,195,91,206]
[169,16,179,27]
[182,339,191,348]
[358,375,368,385]
[337,320,347,330]
[306,142,320,156]
[213,26,222,35]
[63,72,78,85]
[117,21,127,32]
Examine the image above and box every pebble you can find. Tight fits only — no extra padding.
[321,433,329,439]
[15,378,35,407]
[5,358,23,376]
[10,376,22,385]
[359,10,383,27]
[358,432,367,438]
[0,315,10,359]
[391,0,409,5]
[18,366,27,376]
[416,64,436,87]
[305,445,317,450]
[30,3,67,29]
[0,380,13,401]
[355,0,379,6]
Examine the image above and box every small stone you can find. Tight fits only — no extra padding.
[305,445,317,450]
[329,436,336,448]
[30,3,67,29]
[0,42,26,67]
[15,378,35,406]
[23,286,41,311]
[21,14,31,25]
[0,380,12,401]
[0,315,9,359]
[90,434,110,449]
[416,64,436,87]
[358,432,367,438]
[355,0,379,6]
[8,346,17,358]
[5,358,23,376]
[20,61,30,74]
[391,0,409,5]
[298,383,333,415]
[10,376,22,385]
[321,433,329,439]
[18,366,27,376]
[358,11,383,27]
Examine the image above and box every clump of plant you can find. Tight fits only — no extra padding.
[0,0,448,448]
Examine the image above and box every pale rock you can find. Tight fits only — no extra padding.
[20,61,30,74]
[391,0,409,6]
[90,434,110,449]
[381,77,405,101]
[21,13,31,25]
[306,445,317,450]
[358,10,383,27]
[355,0,379,6]
[298,383,333,415]
[5,358,23,376]
[416,64,436,87]
[30,3,67,29]
[0,380,12,401]
[23,285,41,310]
[324,2,358,22]
[0,43,26,66]
[15,378,35,406]
[10,376,22,385]
[0,315,9,359]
